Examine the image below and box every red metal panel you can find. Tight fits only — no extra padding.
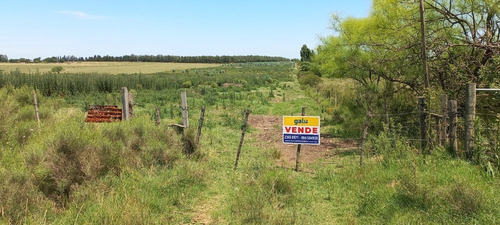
[85,105,122,123]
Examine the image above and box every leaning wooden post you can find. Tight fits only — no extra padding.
[155,108,161,126]
[234,109,250,170]
[449,100,458,156]
[295,106,306,172]
[195,106,206,145]
[360,111,371,167]
[465,83,476,161]
[33,91,41,128]
[181,91,189,128]
[441,94,448,146]
[121,87,129,121]
[418,97,428,155]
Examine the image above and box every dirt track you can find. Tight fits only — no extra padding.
[248,115,359,169]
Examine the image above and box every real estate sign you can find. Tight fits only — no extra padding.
[283,116,320,145]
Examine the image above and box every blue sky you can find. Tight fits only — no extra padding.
[0,0,371,59]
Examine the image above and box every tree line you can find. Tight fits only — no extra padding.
[1,54,290,64]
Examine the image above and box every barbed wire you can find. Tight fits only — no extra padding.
[326,136,363,140]
[476,113,500,116]
[370,111,418,117]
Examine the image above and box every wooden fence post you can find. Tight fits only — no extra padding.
[449,100,458,156]
[441,94,448,146]
[128,92,134,118]
[33,91,40,128]
[181,91,189,128]
[122,87,129,121]
[234,109,250,170]
[155,108,161,126]
[434,116,440,147]
[360,111,371,167]
[196,106,206,145]
[465,83,476,160]
[295,106,306,172]
[418,97,428,155]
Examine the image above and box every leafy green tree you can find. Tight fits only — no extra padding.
[43,57,58,63]
[51,66,64,74]
[315,0,499,99]
[300,44,313,62]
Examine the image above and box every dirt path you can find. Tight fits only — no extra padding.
[248,115,359,169]
[189,115,358,224]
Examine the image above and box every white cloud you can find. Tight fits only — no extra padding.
[60,11,106,20]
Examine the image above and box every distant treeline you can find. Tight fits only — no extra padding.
[1,54,291,64]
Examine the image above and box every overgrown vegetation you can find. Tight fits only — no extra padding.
[311,0,500,174]
[1,55,499,224]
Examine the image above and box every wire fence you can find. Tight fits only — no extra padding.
[328,104,500,156]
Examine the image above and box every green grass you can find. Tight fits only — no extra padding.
[1,64,500,224]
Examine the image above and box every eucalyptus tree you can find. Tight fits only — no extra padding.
[300,44,313,62]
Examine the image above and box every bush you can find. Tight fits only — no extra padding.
[51,66,64,74]
[181,128,199,157]
[299,73,322,87]
[43,126,120,203]
[181,80,192,88]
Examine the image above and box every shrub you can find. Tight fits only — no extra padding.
[51,66,64,74]
[0,173,49,224]
[41,123,121,204]
[299,73,322,87]
[181,81,192,88]
[181,128,198,156]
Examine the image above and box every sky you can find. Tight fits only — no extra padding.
[0,0,371,60]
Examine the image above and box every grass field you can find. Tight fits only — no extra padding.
[1,62,500,224]
[0,62,221,74]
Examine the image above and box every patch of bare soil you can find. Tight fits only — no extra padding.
[248,115,359,169]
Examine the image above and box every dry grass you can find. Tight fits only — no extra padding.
[0,62,220,74]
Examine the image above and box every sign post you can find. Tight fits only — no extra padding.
[283,116,320,145]
[283,112,320,172]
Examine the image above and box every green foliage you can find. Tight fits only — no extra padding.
[298,73,322,88]
[300,44,312,62]
[181,128,199,157]
[181,80,192,88]
[2,60,500,224]
[315,0,499,100]
[366,125,413,166]
[0,62,294,97]
[51,66,64,74]
[355,145,497,224]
